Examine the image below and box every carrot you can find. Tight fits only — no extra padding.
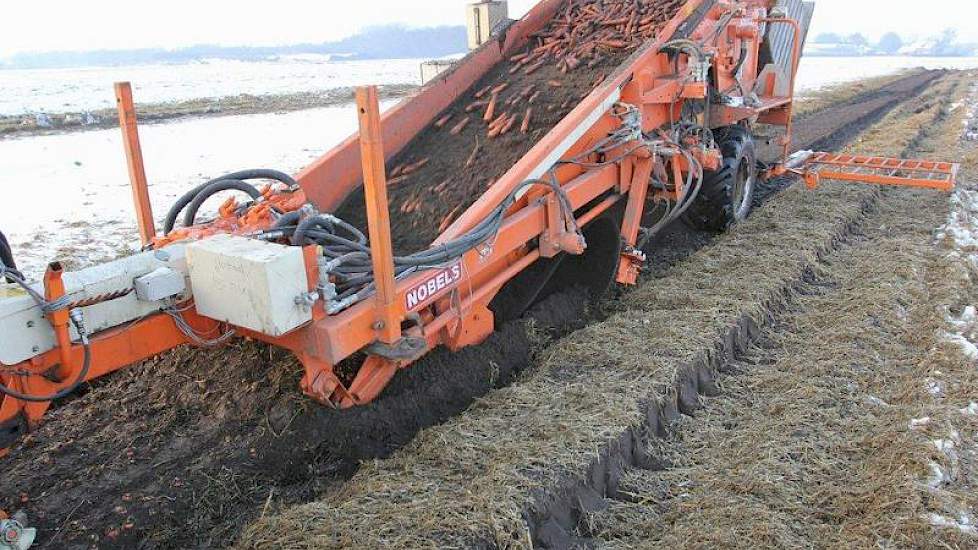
[400,158,429,176]
[434,113,453,129]
[498,113,518,136]
[488,112,509,130]
[465,137,481,168]
[465,99,489,112]
[524,59,546,75]
[520,108,533,134]
[490,82,510,95]
[473,84,493,99]
[483,93,498,123]
[438,206,462,233]
[449,117,470,135]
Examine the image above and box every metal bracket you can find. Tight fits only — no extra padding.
[366,336,428,362]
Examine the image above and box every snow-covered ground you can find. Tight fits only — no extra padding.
[795,56,978,94]
[0,57,424,116]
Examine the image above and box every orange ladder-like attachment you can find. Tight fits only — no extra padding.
[799,153,959,192]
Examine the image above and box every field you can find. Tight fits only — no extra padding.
[235,68,978,549]
[1,65,975,549]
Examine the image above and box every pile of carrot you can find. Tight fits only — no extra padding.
[430,0,681,144]
[385,0,684,238]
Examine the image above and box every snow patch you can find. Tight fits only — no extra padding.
[942,332,978,360]
[940,307,978,361]
[960,403,978,416]
[936,189,978,254]
[929,512,978,535]
[925,378,946,397]
[910,416,932,429]
[865,395,889,407]
[928,461,949,489]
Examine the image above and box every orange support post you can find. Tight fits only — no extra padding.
[42,262,72,376]
[355,86,402,345]
[114,82,156,246]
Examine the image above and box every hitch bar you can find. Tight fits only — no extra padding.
[771,151,959,192]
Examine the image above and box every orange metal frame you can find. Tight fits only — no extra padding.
[802,153,958,192]
[0,0,958,454]
[115,82,156,246]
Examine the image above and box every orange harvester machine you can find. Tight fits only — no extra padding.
[0,0,959,454]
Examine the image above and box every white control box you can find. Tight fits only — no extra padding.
[186,235,311,337]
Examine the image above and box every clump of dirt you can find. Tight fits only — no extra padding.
[335,0,686,254]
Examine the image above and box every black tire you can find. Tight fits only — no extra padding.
[683,125,757,232]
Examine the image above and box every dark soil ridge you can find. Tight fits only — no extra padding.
[0,71,942,550]
[522,73,952,549]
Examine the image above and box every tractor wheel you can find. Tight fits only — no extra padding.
[683,125,757,232]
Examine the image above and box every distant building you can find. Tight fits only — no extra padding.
[805,42,872,57]
[898,38,940,56]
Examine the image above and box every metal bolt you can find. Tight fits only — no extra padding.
[26,320,34,328]
[372,321,385,330]
[31,346,39,353]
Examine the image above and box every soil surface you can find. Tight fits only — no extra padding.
[0,66,945,550]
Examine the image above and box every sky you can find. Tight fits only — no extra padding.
[0,0,976,57]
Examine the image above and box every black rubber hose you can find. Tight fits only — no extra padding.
[0,338,91,403]
[272,210,303,231]
[0,230,19,283]
[182,179,263,228]
[163,169,299,234]
[292,215,333,246]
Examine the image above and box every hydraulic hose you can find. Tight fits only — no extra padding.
[181,179,263,228]
[163,169,299,233]
[0,230,20,283]
[272,210,303,231]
